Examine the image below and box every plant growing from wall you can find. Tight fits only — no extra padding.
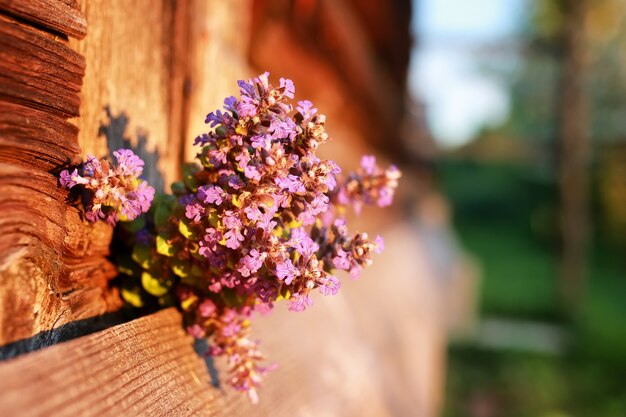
[60,73,400,402]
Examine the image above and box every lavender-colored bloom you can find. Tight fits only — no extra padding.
[377,187,393,207]
[318,274,340,296]
[275,175,305,194]
[275,259,299,285]
[360,155,377,176]
[289,228,319,260]
[185,201,204,222]
[199,185,226,206]
[296,100,317,121]
[244,204,263,222]
[223,211,242,229]
[235,151,251,170]
[288,292,313,312]
[237,96,258,118]
[199,299,217,317]
[269,117,297,141]
[59,168,78,188]
[332,249,351,270]
[237,249,266,277]
[209,148,228,166]
[374,235,385,254]
[227,175,244,190]
[187,324,205,338]
[256,211,277,232]
[225,228,245,249]
[114,149,145,176]
[279,77,295,99]
[250,133,271,150]
[223,96,238,112]
[244,165,261,181]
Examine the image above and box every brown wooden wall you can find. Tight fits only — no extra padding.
[0,1,444,416]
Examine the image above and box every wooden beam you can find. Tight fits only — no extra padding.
[0,15,85,117]
[0,309,219,417]
[0,0,87,39]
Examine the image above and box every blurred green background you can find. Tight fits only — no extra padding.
[412,0,626,415]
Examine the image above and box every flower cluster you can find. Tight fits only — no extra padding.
[106,73,400,402]
[60,149,155,225]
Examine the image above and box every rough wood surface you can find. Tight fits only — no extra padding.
[0,5,120,346]
[0,163,121,347]
[0,309,218,417]
[0,0,86,39]
[0,14,85,117]
[69,0,188,189]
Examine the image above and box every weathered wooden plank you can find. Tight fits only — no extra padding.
[0,14,85,117]
[0,309,217,417]
[69,0,187,188]
[0,163,121,346]
[182,0,252,163]
[0,0,87,39]
[0,102,81,170]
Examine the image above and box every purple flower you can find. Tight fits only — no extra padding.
[184,201,204,222]
[288,292,313,312]
[332,249,351,270]
[279,77,295,99]
[199,185,226,205]
[199,299,217,317]
[237,249,266,277]
[374,235,385,254]
[187,324,205,338]
[244,165,262,181]
[223,96,238,112]
[225,228,245,249]
[275,175,305,194]
[289,228,319,260]
[275,259,299,285]
[256,211,277,232]
[114,149,145,176]
[269,117,297,141]
[244,204,263,222]
[223,211,242,229]
[59,168,79,188]
[251,133,271,150]
[235,151,251,170]
[360,155,377,176]
[318,274,340,296]
[296,100,317,121]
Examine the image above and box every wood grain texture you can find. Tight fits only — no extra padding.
[0,0,86,39]
[0,309,218,417]
[0,163,122,346]
[69,0,188,189]
[0,102,81,170]
[0,7,119,346]
[183,0,252,163]
[0,14,85,117]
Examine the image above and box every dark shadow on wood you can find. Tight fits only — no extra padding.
[0,310,130,361]
[194,338,221,388]
[98,106,165,192]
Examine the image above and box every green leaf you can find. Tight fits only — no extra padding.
[154,203,171,229]
[171,258,190,278]
[171,181,187,195]
[182,163,201,192]
[121,287,144,308]
[178,219,195,239]
[141,271,170,297]
[156,235,175,257]
[132,244,153,269]
[121,215,146,233]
